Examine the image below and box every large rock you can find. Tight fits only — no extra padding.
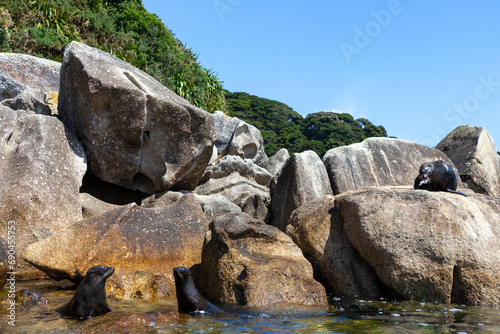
[269,151,333,231]
[141,190,242,222]
[200,213,328,306]
[59,42,216,194]
[323,137,460,195]
[23,194,211,299]
[286,196,381,299]
[0,53,60,102]
[212,110,268,166]
[437,125,500,197]
[264,148,290,177]
[3,90,52,115]
[195,155,271,220]
[335,187,500,306]
[80,193,120,218]
[212,110,241,157]
[0,106,86,277]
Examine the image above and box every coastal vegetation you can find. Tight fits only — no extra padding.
[0,0,225,112]
[226,91,387,156]
[0,0,388,157]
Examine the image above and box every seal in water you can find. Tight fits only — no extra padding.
[173,266,221,314]
[414,160,467,196]
[56,265,115,319]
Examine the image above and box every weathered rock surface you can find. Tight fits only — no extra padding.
[0,53,60,102]
[213,110,268,166]
[264,148,290,177]
[286,196,381,298]
[323,137,460,195]
[195,156,271,220]
[59,42,216,194]
[200,213,328,307]
[437,125,500,197]
[335,187,500,306]
[13,289,50,305]
[80,193,120,218]
[212,110,241,157]
[269,151,333,231]
[142,190,242,222]
[73,310,180,333]
[3,90,52,115]
[0,106,86,277]
[23,194,211,299]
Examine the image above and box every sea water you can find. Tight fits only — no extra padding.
[0,279,498,333]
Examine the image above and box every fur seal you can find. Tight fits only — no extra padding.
[56,265,115,319]
[414,160,467,196]
[173,266,220,314]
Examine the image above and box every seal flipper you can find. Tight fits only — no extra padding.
[55,302,70,316]
[206,301,222,313]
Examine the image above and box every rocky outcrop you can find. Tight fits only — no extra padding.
[212,110,268,166]
[195,155,271,220]
[335,187,500,306]
[212,110,241,157]
[80,193,120,218]
[141,190,242,222]
[264,148,289,177]
[323,137,460,195]
[59,42,216,194]
[0,53,60,102]
[0,106,86,277]
[269,151,332,231]
[23,194,211,299]
[286,196,380,299]
[200,213,328,307]
[437,125,500,197]
[3,90,52,115]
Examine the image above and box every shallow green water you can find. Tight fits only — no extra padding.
[0,279,498,333]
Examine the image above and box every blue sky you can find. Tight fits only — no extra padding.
[141,0,500,148]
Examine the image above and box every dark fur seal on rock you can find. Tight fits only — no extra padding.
[56,265,114,319]
[173,266,220,314]
[414,160,467,196]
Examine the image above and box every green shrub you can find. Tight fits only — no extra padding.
[0,0,225,112]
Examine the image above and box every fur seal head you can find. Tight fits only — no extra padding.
[55,265,115,320]
[173,266,220,314]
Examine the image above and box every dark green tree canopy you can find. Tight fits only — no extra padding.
[225,92,388,157]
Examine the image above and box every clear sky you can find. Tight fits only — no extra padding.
[141,0,500,148]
